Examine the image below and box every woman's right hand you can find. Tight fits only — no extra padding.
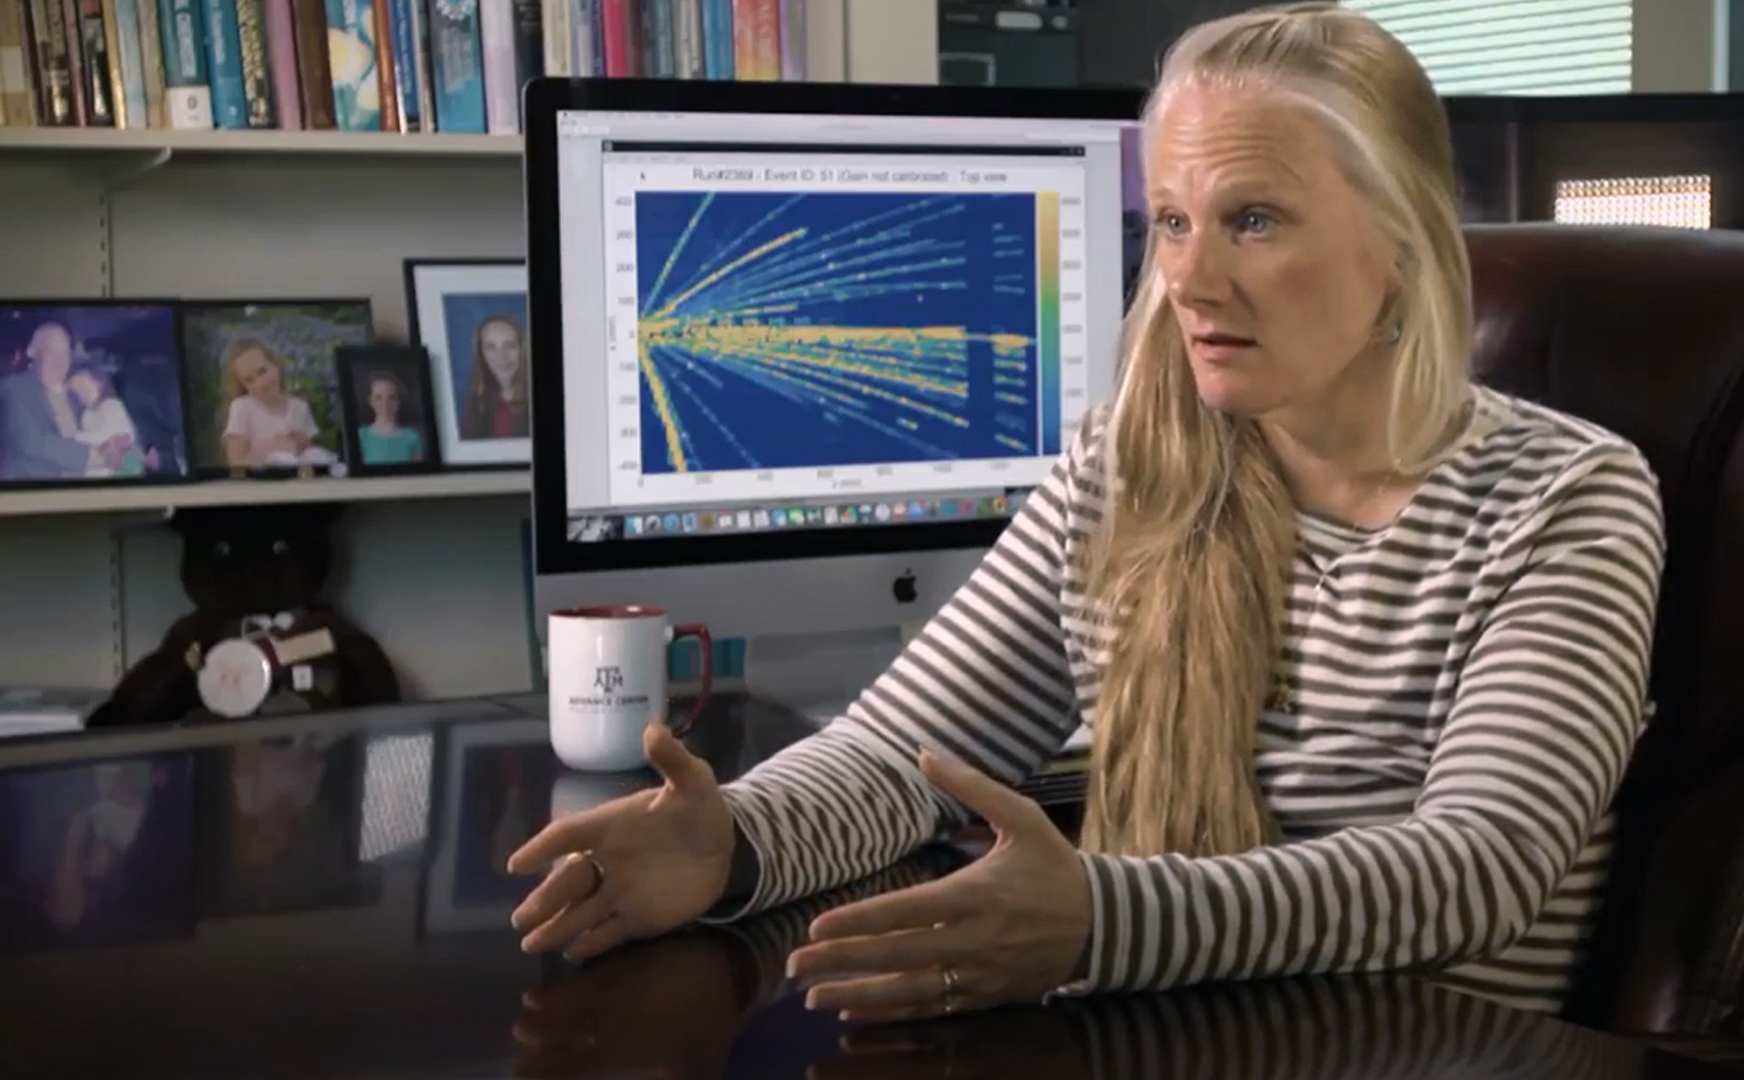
[508,723,737,962]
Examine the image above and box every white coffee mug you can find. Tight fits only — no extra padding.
[547,604,713,772]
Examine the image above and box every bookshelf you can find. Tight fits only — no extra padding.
[0,471,528,518]
[0,127,521,158]
[0,0,937,714]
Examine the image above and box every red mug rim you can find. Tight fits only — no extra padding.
[553,603,668,620]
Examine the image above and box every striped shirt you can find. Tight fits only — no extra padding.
[718,385,1667,1013]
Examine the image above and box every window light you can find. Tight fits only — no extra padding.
[1553,175,1712,229]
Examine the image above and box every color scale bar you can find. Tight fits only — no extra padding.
[1037,191,1062,455]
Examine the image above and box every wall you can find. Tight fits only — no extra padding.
[1077,0,1267,89]
[1633,0,1728,91]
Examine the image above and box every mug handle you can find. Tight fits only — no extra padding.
[669,623,713,737]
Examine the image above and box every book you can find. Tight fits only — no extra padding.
[0,686,106,738]
[427,0,484,134]
[672,0,702,78]
[370,0,396,130]
[478,0,514,134]
[158,0,215,128]
[134,0,167,125]
[383,0,419,129]
[322,0,381,130]
[730,0,775,81]
[288,0,332,128]
[262,0,300,128]
[201,0,247,127]
[234,0,276,127]
[76,0,117,125]
[0,3,36,124]
[777,0,801,80]
[700,0,731,79]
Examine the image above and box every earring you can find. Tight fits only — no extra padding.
[1388,320,1403,344]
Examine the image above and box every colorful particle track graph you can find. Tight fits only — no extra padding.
[633,190,1051,475]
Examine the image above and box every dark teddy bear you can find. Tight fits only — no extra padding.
[88,503,400,727]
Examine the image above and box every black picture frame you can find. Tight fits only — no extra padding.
[177,298,376,481]
[0,298,194,491]
[335,344,444,476]
[403,258,529,471]
[0,750,198,956]
[193,735,381,920]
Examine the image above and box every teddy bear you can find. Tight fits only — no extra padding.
[87,503,401,727]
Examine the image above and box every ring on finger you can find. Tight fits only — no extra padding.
[562,851,607,900]
[940,966,962,1015]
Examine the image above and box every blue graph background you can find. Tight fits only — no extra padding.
[633,190,1041,475]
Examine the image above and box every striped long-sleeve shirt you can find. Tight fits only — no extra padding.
[717,385,1668,1013]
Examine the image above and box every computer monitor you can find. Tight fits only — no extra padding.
[524,79,1146,645]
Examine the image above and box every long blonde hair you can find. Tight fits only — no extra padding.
[1080,2,1474,859]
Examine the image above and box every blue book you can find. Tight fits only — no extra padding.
[427,0,484,134]
[323,0,382,130]
[702,0,733,80]
[589,0,605,76]
[644,0,673,77]
[199,0,247,128]
[158,0,208,81]
[157,0,213,127]
[114,0,150,127]
[386,0,419,129]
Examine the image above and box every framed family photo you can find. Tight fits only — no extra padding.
[0,300,190,487]
[404,259,529,469]
[418,718,554,936]
[335,345,442,475]
[195,734,379,919]
[0,751,196,956]
[180,300,375,478]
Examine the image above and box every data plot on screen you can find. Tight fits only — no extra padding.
[633,191,1046,475]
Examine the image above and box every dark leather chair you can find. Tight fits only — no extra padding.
[1466,223,1744,1042]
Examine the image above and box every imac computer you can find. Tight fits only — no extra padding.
[523,78,1146,654]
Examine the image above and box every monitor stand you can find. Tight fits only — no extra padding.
[743,624,911,724]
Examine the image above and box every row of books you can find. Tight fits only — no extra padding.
[0,0,808,136]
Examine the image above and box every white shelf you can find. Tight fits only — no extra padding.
[0,127,522,159]
[0,470,528,517]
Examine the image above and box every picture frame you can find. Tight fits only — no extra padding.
[193,734,380,920]
[417,717,555,937]
[179,299,375,479]
[0,299,193,489]
[404,258,529,470]
[335,344,443,475]
[0,751,197,956]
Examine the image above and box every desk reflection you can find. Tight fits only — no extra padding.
[507,848,1698,1080]
[0,702,1731,1080]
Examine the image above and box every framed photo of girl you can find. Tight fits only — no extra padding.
[404,259,529,470]
[335,344,442,475]
[0,300,192,488]
[179,300,375,479]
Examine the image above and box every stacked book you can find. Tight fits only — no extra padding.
[0,0,809,136]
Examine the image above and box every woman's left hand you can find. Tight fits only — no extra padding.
[785,749,1092,1024]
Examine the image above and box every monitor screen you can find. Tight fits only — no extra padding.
[527,81,1144,573]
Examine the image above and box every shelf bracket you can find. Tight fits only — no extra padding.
[100,146,174,195]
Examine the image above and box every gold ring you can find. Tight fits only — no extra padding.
[574,852,606,900]
[940,966,961,1013]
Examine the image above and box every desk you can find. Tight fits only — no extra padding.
[0,702,1732,1079]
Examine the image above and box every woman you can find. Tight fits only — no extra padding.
[356,371,424,465]
[460,315,529,440]
[509,3,1666,1022]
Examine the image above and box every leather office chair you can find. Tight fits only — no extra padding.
[1465,223,1744,1042]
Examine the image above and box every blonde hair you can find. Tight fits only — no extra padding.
[1080,2,1474,859]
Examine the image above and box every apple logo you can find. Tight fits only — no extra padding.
[892,569,918,604]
